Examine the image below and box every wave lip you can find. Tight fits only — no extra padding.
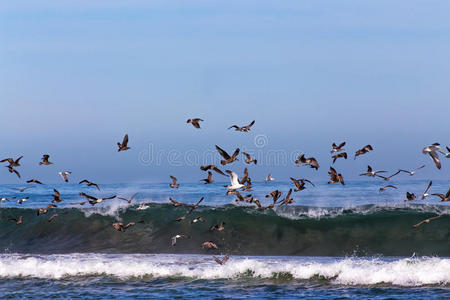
[0,254,449,287]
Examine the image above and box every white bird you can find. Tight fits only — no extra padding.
[225,170,245,190]
[58,171,72,182]
[1,197,15,203]
[17,197,29,204]
[171,234,187,246]
[136,203,150,211]
[398,165,425,176]
[265,174,275,182]
[422,143,441,169]
[421,181,432,200]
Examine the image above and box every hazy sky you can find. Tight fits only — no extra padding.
[1,1,450,183]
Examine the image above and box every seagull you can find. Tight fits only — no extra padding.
[295,154,320,170]
[354,145,373,159]
[37,204,57,216]
[431,188,450,202]
[213,254,230,265]
[210,222,226,231]
[11,186,34,192]
[169,176,179,188]
[242,152,257,165]
[118,193,138,204]
[228,120,255,132]
[8,216,22,225]
[190,216,206,224]
[80,192,116,206]
[187,118,203,129]
[171,234,187,246]
[27,178,43,184]
[439,146,450,158]
[359,165,387,177]
[421,181,433,200]
[405,192,417,202]
[59,171,72,182]
[17,197,29,204]
[216,145,240,165]
[412,215,444,228]
[265,174,275,182]
[331,142,346,153]
[136,203,150,210]
[379,185,397,192]
[117,134,130,152]
[112,221,144,232]
[202,241,218,250]
[328,167,344,185]
[200,172,214,184]
[169,197,190,207]
[0,156,23,167]
[290,177,314,192]
[279,189,294,205]
[39,154,53,165]
[6,166,21,178]
[398,165,426,176]
[422,143,441,169]
[52,189,63,203]
[79,180,100,190]
[376,170,401,181]
[225,170,245,190]
[0,196,16,203]
[200,165,226,176]
[332,152,347,164]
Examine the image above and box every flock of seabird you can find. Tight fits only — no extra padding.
[1,119,449,264]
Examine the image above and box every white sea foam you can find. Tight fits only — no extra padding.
[0,254,449,286]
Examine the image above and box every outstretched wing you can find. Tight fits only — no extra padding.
[215,145,231,160]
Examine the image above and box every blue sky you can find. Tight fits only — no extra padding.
[1,1,449,183]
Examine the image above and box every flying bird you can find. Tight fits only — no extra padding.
[136,203,150,210]
[438,146,450,158]
[431,188,450,202]
[6,166,21,178]
[215,145,240,165]
[421,181,433,200]
[39,154,53,165]
[242,152,257,165]
[27,178,43,184]
[59,171,72,182]
[359,165,387,177]
[17,197,29,204]
[79,180,100,190]
[79,192,116,205]
[398,165,426,176]
[11,186,34,192]
[200,172,214,184]
[169,176,179,188]
[228,120,255,132]
[328,167,344,185]
[117,134,130,152]
[295,154,319,170]
[187,118,203,129]
[0,197,16,203]
[290,177,315,192]
[52,189,63,203]
[239,168,249,185]
[354,145,373,159]
[210,222,226,231]
[171,234,187,246]
[112,221,144,232]
[190,216,206,224]
[48,212,68,223]
[279,189,294,205]
[8,216,22,225]
[225,170,245,190]
[265,174,275,182]
[413,215,444,228]
[422,143,441,169]
[169,197,190,207]
[117,193,138,204]
[37,204,57,216]
[200,165,226,176]
[331,142,346,153]
[213,254,230,265]
[332,152,347,164]
[379,185,397,192]
[0,156,23,167]
[376,170,401,181]
[405,192,417,202]
[202,241,218,250]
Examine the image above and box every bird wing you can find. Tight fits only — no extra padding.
[53,189,60,198]
[13,168,21,178]
[215,145,231,160]
[104,195,116,200]
[431,193,445,200]
[365,145,373,151]
[339,142,346,148]
[212,166,226,176]
[429,151,441,169]
[80,192,97,200]
[212,256,223,265]
[171,236,177,246]
[242,152,251,160]
[170,176,178,184]
[413,165,425,172]
[231,148,240,158]
[122,134,129,146]
[446,188,450,199]
[79,180,88,184]
[229,171,240,186]
[424,181,432,194]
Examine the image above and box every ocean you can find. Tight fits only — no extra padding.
[0,180,449,299]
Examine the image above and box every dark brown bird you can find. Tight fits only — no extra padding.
[37,204,57,216]
[8,216,22,225]
[354,145,373,159]
[239,168,249,185]
[210,222,226,231]
[376,170,401,181]
[279,189,294,205]
[295,154,319,170]
[379,185,397,192]
[332,152,347,164]
[431,188,450,202]
[290,177,315,192]
[202,241,218,249]
[200,165,226,176]
[39,154,53,165]
[228,120,255,132]
[213,254,230,265]
[48,212,68,223]
[169,176,179,188]
[1,156,23,167]
[79,192,116,205]
[169,197,190,207]
[117,193,138,204]
[117,134,130,152]
[6,166,21,178]
[405,192,417,202]
[331,142,346,153]
[187,118,203,129]
[215,145,240,165]
[242,152,257,165]
[328,167,344,185]
[186,197,204,215]
[200,171,214,184]
[52,189,63,203]
[413,215,444,228]
[79,179,100,190]
[112,221,144,232]
[265,190,282,203]
[27,178,43,184]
